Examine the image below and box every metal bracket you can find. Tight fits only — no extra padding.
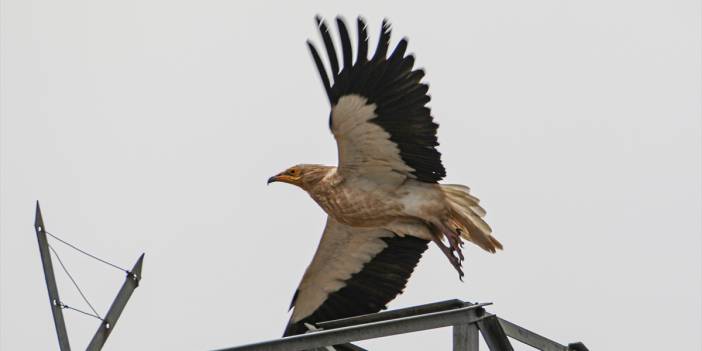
[86,254,144,351]
[34,201,71,351]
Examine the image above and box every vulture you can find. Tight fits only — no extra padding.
[268,16,503,337]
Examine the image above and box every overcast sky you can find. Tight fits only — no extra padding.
[1,1,700,350]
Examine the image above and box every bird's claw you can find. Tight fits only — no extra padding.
[431,231,465,280]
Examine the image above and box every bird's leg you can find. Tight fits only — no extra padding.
[429,224,465,281]
[437,223,465,262]
[434,237,465,281]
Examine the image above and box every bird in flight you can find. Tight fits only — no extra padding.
[268,16,503,337]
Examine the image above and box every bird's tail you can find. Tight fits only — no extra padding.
[441,184,503,253]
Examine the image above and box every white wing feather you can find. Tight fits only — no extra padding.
[331,95,414,185]
[291,216,394,323]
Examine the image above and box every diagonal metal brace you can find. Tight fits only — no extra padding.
[86,253,144,351]
[478,315,513,351]
[34,201,72,351]
[498,317,568,351]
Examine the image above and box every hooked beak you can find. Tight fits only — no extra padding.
[267,173,299,186]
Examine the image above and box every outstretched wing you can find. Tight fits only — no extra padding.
[284,216,429,336]
[308,16,446,184]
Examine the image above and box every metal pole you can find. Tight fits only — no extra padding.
[34,201,71,351]
[497,317,567,351]
[477,316,513,351]
[453,323,479,351]
[86,253,144,351]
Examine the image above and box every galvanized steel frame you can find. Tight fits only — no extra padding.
[86,254,144,351]
[34,202,71,351]
[214,299,588,351]
[33,202,144,351]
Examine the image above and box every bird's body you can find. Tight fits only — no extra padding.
[306,166,437,230]
[268,16,503,336]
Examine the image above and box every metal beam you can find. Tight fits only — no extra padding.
[34,201,71,351]
[215,304,490,351]
[211,299,587,351]
[316,299,466,330]
[568,342,589,351]
[498,317,567,351]
[335,343,368,351]
[453,323,479,351]
[86,253,144,351]
[477,315,513,351]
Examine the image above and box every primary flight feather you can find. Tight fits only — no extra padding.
[268,16,502,336]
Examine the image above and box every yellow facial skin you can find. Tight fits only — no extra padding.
[267,167,302,186]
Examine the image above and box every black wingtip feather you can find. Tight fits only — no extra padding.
[356,17,368,64]
[317,17,340,80]
[382,18,390,30]
[307,40,332,103]
[373,19,392,61]
[388,38,408,64]
[336,17,353,71]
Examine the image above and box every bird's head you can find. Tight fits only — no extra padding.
[267,164,330,190]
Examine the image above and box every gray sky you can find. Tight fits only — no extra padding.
[1,1,700,350]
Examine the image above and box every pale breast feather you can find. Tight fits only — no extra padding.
[307,16,446,183]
